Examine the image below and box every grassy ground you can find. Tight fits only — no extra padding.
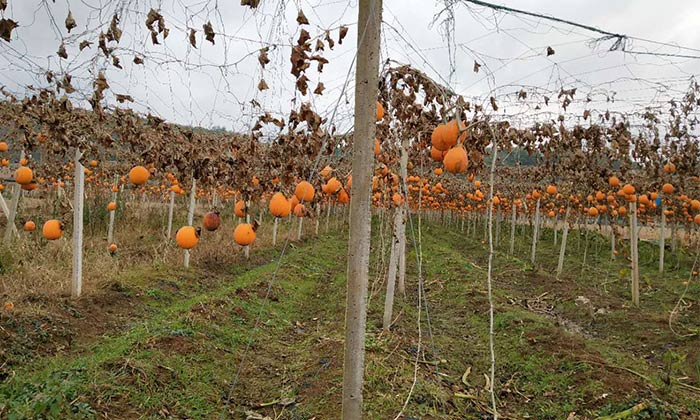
[1,211,699,419]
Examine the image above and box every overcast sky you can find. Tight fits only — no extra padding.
[1,0,699,132]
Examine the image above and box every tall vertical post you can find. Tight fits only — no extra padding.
[509,202,516,255]
[659,199,666,274]
[107,175,118,245]
[166,190,175,238]
[342,0,382,418]
[396,136,408,297]
[630,202,640,306]
[3,151,25,245]
[556,206,570,278]
[184,178,196,268]
[530,198,541,264]
[72,148,85,298]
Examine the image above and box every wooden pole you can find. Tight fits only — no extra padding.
[342,0,381,417]
[72,148,85,298]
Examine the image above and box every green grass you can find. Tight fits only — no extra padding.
[1,215,698,419]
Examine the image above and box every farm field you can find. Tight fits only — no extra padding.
[2,0,700,419]
[1,211,698,419]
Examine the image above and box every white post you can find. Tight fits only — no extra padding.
[509,202,516,255]
[107,175,118,244]
[72,148,85,298]
[630,202,640,306]
[272,217,279,245]
[342,0,381,416]
[184,178,196,268]
[315,203,321,236]
[659,200,665,274]
[3,151,25,245]
[0,193,17,238]
[382,208,401,330]
[245,203,251,259]
[297,216,303,240]
[166,190,175,238]
[325,201,332,233]
[556,206,570,278]
[530,198,540,264]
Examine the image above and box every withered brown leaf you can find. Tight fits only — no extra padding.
[133,55,144,64]
[241,0,260,8]
[189,29,197,48]
[546,46,555,56]
[79,40,92,50]
[297,9,309,25]
[313,82,325,95]
[473,61,481,73]
[258,47,270,68]
[65,10,76,33]
[338,25,348,44]
[257,79,269,91]
[0,18,18,43]
[203,21,215,45]
[57,42,68,59]
[115,94,133,103]
[324,30,334,49]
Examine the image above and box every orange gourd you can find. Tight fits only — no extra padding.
[14,167,33,185]
[295,180,315,202]
[129,165,150,185]
[175,226,199,249]
[338,188,350,204]
[662,183,674,194]
[443,145,468,174]
[23,221,36,232]
[107,201,117,211]
[270,193,292,218]
[376,101,385,121]
[233,223,256,246]
[42,220,63,240]
[293,203,305,217]
[234,200,247,218]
